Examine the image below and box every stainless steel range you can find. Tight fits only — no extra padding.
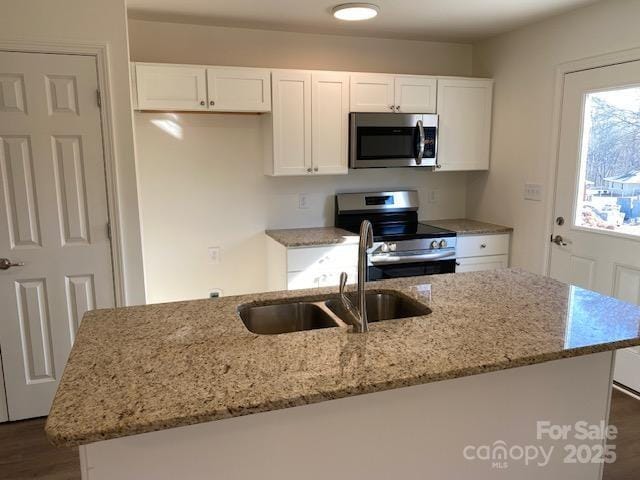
[335,190,457,280]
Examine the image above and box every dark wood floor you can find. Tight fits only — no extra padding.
[0,388,638,479]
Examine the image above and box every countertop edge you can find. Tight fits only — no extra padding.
[45,337,637,448]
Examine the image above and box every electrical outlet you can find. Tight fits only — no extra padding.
[209,289,223,298]
[428,189,440,204]
[524,183,543,202]
[208,246,220,264]
[298,193,310,210]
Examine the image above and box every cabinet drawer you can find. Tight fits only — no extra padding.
[287,245,358,272]
[288,267,356,290]
[455,255,508,273]
[456,234,509,258]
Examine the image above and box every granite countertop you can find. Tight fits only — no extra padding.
[266,227,358,247]
[45,269,640,447]
[266,220,512,248]
[422,218,513,236]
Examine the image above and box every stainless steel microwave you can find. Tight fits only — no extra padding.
[349,113,438,169]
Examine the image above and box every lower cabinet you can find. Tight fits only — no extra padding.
[267,237,358,291]
[455,234,510,273]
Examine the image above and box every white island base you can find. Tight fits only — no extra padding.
[80,351,616,479]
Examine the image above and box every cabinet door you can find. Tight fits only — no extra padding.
[207,67,271,112]
[395,76,437,113]
[271,71,312,175]
[455,255,508,273]
[312,72,349,175]
[136,63,207,111]
[437,78,493,171]
[350,74,395,112]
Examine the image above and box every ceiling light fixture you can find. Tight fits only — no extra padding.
[332,3,379,21]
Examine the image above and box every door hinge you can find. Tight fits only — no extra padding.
[106,222,111,240]
[96,89,102,108]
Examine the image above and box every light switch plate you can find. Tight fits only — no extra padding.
[428,189,440,204]
[524,183,543,202]
[208,246,220,264]
[298,193,310,210]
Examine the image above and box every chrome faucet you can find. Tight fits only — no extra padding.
[339,220,373,333]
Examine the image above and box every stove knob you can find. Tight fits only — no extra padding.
[389,243,397,252]
[439,239,448,248]
[380,243,389,253]
[430,240,439,249]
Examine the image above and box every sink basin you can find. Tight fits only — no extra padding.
[238,301,341,335]
[326,291,431,323]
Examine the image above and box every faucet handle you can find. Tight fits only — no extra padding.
[339,272,348,294]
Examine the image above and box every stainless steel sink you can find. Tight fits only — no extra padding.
[238,301,342,335]
[325,291,431,323]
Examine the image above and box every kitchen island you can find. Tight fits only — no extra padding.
[46,269,640,479]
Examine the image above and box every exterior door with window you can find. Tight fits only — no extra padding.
[0,51,115,420]
[550,61,640,393]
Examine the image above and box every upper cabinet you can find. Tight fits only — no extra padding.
[136,63,208,111]
[206,67,271,112]
[264,70,349,176]
[436,78,493,171]
[134,63,271,112]
[350,74,436,113]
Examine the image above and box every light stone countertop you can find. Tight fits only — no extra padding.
[266,227,358,247]
[45,269,640,447]
[420,218,513,236]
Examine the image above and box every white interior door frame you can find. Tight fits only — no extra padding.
[0,38,128,307]
[544,46,640,275]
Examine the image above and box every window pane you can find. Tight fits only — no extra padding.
[575,87,640,236]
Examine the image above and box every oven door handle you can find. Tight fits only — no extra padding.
[370,249,456,265]
[415,119,425,166]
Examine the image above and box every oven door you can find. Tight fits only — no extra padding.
[368,259,456,280]
[350,113,437,168]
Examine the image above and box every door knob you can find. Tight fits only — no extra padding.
[552,235,568,246]
[0,258,24,270]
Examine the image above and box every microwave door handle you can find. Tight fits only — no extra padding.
[415,119,425,165]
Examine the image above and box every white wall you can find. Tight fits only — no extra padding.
[129,20,473,302]
[469,0,640,274]
[0,0,146,305]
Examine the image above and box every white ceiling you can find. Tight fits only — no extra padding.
[127,0,601,42]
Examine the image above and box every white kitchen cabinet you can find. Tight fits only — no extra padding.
[455,255,509,273]
[136,63,208,111]
[265,70,349,176]
[206,67,271,112]
[311,72,349,175]
[350,74,437,113]
[265,70,312,176]
[350,74,395,112]
[134,63,271,112]
[455,233,510,273]
[267,237,358,291]
[394,76,437,113]
[436,78,493,171]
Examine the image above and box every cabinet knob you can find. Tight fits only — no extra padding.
[480,243,487,249]
[200,100,205,106]
[209,100,215,106]
[314,167,318,172]
[307,167,312,173]
[389,105,394,110]
[395,105,400,111]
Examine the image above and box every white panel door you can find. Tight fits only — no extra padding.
[436,78,493,171]
[349,74,395,112]
[549,61,640,393]
[271,71,312,176]
[394,76,437,113]
[311,72,349,175]
[0,51,115,420]
[136,63,207,111]
[207,67,271,112]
